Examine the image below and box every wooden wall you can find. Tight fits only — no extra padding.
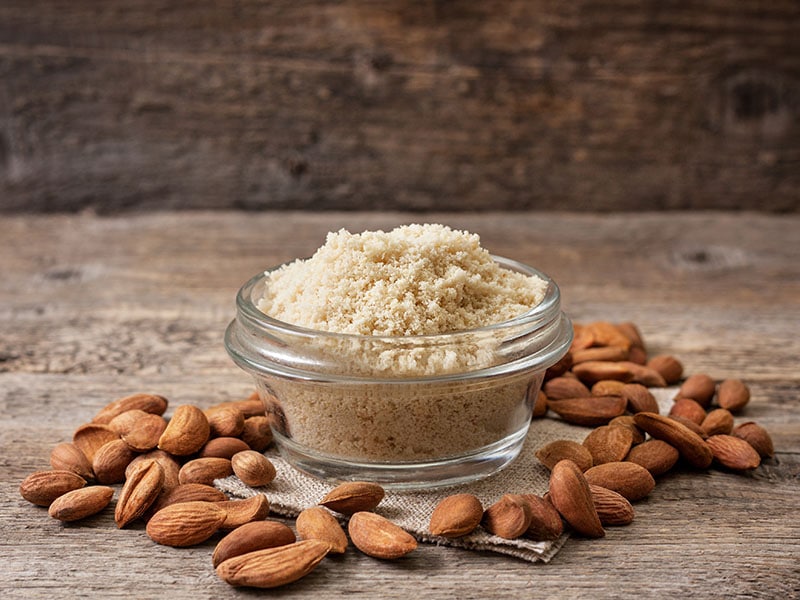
[1,1,798,213]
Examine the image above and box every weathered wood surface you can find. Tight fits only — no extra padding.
[1,212,799,599]
[1,2,799,213]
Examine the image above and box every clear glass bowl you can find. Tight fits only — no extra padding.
[225,256,572,489]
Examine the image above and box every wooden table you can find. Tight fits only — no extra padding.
[2,211,798,599]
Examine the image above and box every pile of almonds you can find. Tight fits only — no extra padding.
[19,321,776,589]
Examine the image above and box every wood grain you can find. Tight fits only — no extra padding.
[1,2,799,213]
[1,212,798,598]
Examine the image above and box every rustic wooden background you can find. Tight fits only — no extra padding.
[1,1,798,213]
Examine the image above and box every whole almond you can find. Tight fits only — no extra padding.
[482,494,532,539]
[150,483,227,514]
[320,482,385,515]
[572,361,635,385]
[589,485,634,526]
[701,408,734,436]
[535,440,594,472]
[569,324,595,352]
[545,350,574,379]
[199,437,251,459]
[543,377,591,400]
[48,486,114,522]
[706,435,761,471]
[625,439,680,476]
[127,449,180,493]
[609,415,646,445]
[669,415,708,438]
[232,451,277,487]
[618,362,667,387]
[72,423,120,463]
[213,520,297,567]
[205,406,246,438]
[583,425,634,465]
[547,396,627,427]
[115,459,165,528]
[634,412,714,469]
[669,398,707,425]
[179,457,233,486]
[520,495,563,541]
[19,470,87,507]
[732,422,774,458]
[121,413,168,452]
[108,409,150,436]
[646,355,683,385]
[158,404,210,456]
[572,346,629,364]
[615,322,645,351]
[620,383,659,414]
[627,345,648,365]
[212,395,267,418]
[240,416,274,452]
[50,442,94,481]
[717,379,750,413]
[92,393,168,424]
[146,501,227,547]
[218,495,271,529]
[548,460,604,538]
[591,380,627,397]
[677,374,716,407]
[584,462,656,501]
[585,321,632,350]
[216,539,330,588]
[296,506,349,553]
[429,493,483,538]
[92,439,137,484]
[532,390,548,418]
[348,512,417,559]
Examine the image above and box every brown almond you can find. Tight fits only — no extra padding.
[543,377,591,400]
[706,435,761,471]
[701,408,734,436]
[532,390,548,418]
[179,457,233,486]
[92,439,137,484]
[296,506,349,553]
[218,494,271,529]
[572,361,635,385]
[199,437,251,459]
[569,325,595,352]
[429,493,483,538]
[127,450,181,493]
[320,481,385,515]
[115,459,165,528]
[620,383,659,414]
[625,439,680,476]
[669,398,707,425]
[72,423,120,463]
[213,520,297,567]
[520,495,563,541]
[158,404,210,456]
[571,346,629,364]
[547,396,627,427]
[50,442,94,481]
[545,350,574,380]
[627,345,648,365]
[585,321,632,350]
[146,501,227,547]
[548,460,604,538]
[635,412,714,469]
[121,413,168,452]
[19,470,87,507]
[92,393,168,424]
[717,379,750,413]
[589,485,634,526]
[232,451,277,487]
[669,415,708,439]
[609,415,646,445]
[618,361,667,387]
[677,374,716,407]
[732,422,774,458]
[240,416,274,452]
[646,355,683,385]
[150,483,227,514]
[584,462,656,501]
[205,406,246,438]
[216,539,330,588]
[482,494,532,539]
[583,425,634,465]
[535,440,594,472]
[48,486,114,522]
[108,409,150,436]
[615,322,645,351]
[348,512,417,559]
[591,380,627,397]
[212,395,267,418]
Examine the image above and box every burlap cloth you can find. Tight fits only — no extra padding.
[216,388,677,563]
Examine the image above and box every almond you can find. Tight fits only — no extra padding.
[627,345,648,366]
[615,322,645,351]
[706,435,761,471]
[677,374,716,407]
[178,457,233,486]
[669,398,707,425]
[296,506,349,553]
[92,393,168,424]
[158,404,210,456]
[19,470,87,507]
[618,361,667,387]
[240,416,274,452]
[646,354,683,385]
[146,501,227,547]
[717,379,750,413]
[216,539,330,588]
[127,449,180,493]
[532,390,548,418]
[535,440,594,472]
[620,383,659,414]
[320,482,385,515]
[150,483,227,514]
[544,350,574,380]
[115,459,164,528]
[121,413,168,452]
[572,361,635,385]
[548,460,604,538]
[348,512,417,559]
[571,346,629,364]
[92,439,137,484]
[625,439,680,476]
[591,380,627,397]
[213,520,297,567]
[231,451,277,487]
[212,395,267,418]
[608,415,645,445]
[547,396,627,427]
[732,422,774,458]
[584,462,656,501]
[569,324,595,352]
[48,486,114,522]
[199,437,251,459]
[429,493,483,538]
[108,409,150,436]
[482,494,532,539]
[589,485,634,526]
[634,412,714,469]
[669,415,708,439]
[701,408,734,436]
[205,406,246,438]
[585,321,632,350]
[49,442,94,481]
[520,495,563,541]
[583,425,634,465]
[218,495,271,529]
[543,377,591,400]
[72,423,120,463]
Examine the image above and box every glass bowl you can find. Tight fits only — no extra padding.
[225,255,572,489]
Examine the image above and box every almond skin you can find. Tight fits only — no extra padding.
[521,495,563,541]
[296,506,349,553]
[532,390,548,418]
[48,486,114,522]
[146,501,227,547]
[732,422,774,458]
[669,398,707,425]
[108,409,151,436]
[609,415,646,445]
[626,439,680,477]
[571,346,629,364]
[121,413,168,452]
[701,408,734,436]
[348,512,417,559]
[571,361,635,385]
[429,493,483,538]
[589,485,634,526]
[115,459,165,528]
[548,460,604,538]
[717,379,750,413]
[92,439,137,484]
[72,423,120,463]
[584,462,656,502]
[677,374,716,408]
[50,442,94,481]
[618,362,667,387]
[543,377,591,400]
[158,404,210,456]
[320,482,385,515]
[231,451,276,487]
[240,416,274,452]
[634,412,714,469]
[178,457,233,486]
[547,396,627,427]
[585,321,632,350]
[150,483,227,514]
[92,393,168,424]
[535,440,594,472]
[213,520,297,567]
[19,470,87,507]
[216,539,330,588]
[482,494,532,539]
[706,435,761,471]
[127,450,181,494]
[218,495,271,530]
[199,437,251,459]
[591,380,627,397]
[205,406,246,438]
[646,355,683,385]
[582,425,634,465]
[620,383,659,414]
